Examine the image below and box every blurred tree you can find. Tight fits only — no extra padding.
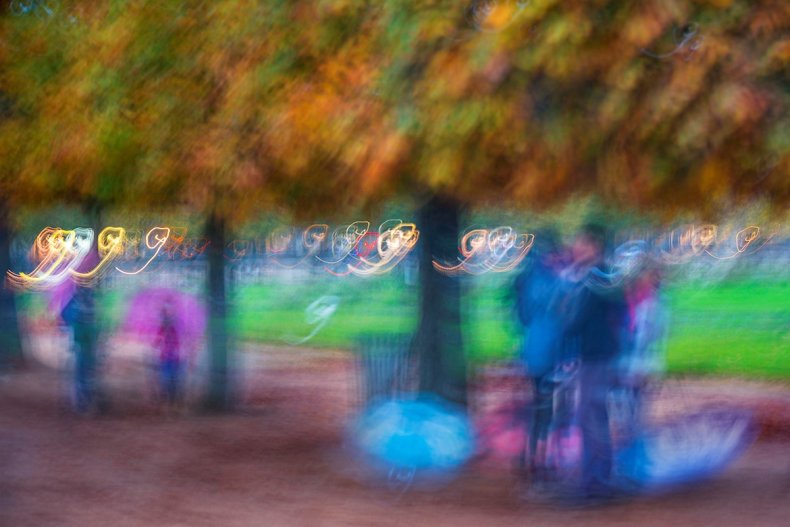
[260,0,789,403]
[323,0,789,403]
[1,0,787,404]
[0,5,142,373]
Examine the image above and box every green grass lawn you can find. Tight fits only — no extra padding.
[663,280,790,378]
[19,275,790,379]
[229,274,790,379]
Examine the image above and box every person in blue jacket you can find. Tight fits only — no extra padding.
[61,286,100,414]
[515,230,566,482]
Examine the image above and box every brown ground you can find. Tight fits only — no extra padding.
[2,343,790,527]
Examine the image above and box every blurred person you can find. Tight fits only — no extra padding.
[61,286,102,414]
[514,230,565,483]
[564,223,628,500]
[155,299,183,411]
[616,258,668,441]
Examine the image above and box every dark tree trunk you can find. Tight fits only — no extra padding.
[415,194,467,406]
[0,202,24,369]
[203,212,231,411]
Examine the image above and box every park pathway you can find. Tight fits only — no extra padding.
[1,345,789,527]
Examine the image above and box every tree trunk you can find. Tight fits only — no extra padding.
[0,202,24,369]
[415,194,467,406]
[203,211,231,411]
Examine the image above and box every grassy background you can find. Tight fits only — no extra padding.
[19,273,790,380]
[233,273,790,379]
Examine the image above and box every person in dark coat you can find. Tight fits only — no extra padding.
[61,286,101,414]
[564,224,628,499]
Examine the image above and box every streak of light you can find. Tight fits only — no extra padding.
[433,226,534,275]
[7,228,92,290]
[70,227,126,285]
[115,227,170,275]
[349,222,419,276]
[317,221,370,265]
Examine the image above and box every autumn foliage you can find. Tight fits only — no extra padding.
[1,0,787,220]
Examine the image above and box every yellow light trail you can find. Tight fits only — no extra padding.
[8,227,67,286]
[70,227,126,285]
[272,224,328,269]
[349,222,419,276]
[8,228,93,290]
[433,227,534,275]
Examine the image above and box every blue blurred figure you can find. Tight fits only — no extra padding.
[564,224,628,499]
[514,230,566,482]
[617,258,668,442]
[61,286,101,414]
[156,299,182,409]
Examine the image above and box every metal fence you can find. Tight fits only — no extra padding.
[353,333,416,407]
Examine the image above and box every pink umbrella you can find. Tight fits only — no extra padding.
[122,287,207,356]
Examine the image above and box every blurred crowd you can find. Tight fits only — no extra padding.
[514,223,668,499]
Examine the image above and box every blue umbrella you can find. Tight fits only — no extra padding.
[615,408,756,493]
[351,396,475,472]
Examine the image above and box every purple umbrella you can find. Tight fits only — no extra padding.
[47,247,101,318]
[122,287,207,356]
[48,279,76,318]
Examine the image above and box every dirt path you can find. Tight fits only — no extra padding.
[1,346,790,527]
